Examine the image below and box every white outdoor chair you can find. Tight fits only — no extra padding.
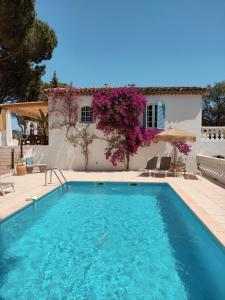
[0,182,15,196]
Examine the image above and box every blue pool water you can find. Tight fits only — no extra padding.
[0,182,225,299]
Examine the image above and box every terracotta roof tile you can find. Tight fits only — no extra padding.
[76,86,206,95]
[44,86,206,96]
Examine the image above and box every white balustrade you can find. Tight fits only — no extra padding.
[197,155,225,184]
[201,127,225,140]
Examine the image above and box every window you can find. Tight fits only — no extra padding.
[145,104,158,128]
[154,105,158,128]
[81,106,93,123]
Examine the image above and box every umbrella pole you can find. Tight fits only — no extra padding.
[173,144,177,164]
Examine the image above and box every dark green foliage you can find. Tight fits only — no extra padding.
[50,71,59,87]
[43,71,68,89]
[202,82,225,126]
[35,109,48,137]
[27,20,57,63]
[0,0,57,103]
[39,71,68,99]
[0,58,45,102]
[0,0,35,53]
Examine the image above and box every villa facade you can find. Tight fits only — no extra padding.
[1,86,225,173]
[30,86,207,172]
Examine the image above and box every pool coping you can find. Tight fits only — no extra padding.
[0,178,225,248]
[167,181,225,248]
[0,184,62,224]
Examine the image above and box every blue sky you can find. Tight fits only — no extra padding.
[36,0,225,87]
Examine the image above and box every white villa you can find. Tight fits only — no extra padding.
[0,86,225,175]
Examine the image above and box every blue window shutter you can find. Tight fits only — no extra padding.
[157,101,165,129]
[143,105,147,129]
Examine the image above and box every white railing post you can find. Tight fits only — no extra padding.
[201,127,225,140]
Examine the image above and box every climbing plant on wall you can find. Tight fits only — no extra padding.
[92,86,160,170]
[45,87,96,171]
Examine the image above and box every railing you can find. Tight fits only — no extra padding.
[197,155,225,184]
[19,134,48,145]
[44,168,68,190]
[201,127,225,140]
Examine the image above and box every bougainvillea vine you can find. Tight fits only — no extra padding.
[171,140,192,156]
[92,86,160,169]
[45,86,96,171]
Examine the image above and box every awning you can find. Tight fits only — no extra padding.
[154,128,196,142]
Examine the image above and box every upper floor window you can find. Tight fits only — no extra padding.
[146,104,158,128]
[81,106,93,123]
[144,101,165,129]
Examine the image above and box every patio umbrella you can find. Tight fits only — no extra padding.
[154,128,196,166]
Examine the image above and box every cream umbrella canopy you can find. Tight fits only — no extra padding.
[154,128,196,166]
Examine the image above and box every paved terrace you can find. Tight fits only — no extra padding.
[0,171,225,247]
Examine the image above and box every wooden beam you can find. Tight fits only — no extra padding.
[0,111,6,131]
[0,101,48,118]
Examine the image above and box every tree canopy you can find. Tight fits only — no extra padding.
[0,0,57,103]
[41,71,68,90]
[202,81,225,126]
[50,71,59,88]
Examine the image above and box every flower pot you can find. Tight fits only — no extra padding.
[26,166,34,173]
[16,165,26,176]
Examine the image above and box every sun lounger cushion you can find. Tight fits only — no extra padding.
[26,157,33,165]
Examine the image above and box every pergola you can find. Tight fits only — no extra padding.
[0,101,48,146]
[0,101,48,118]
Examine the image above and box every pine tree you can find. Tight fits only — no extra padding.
[0,0,58,102]
[50,71,59,88]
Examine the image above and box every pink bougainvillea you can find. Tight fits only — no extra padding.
[45,86,162,170]
[171,140,192,155]
[92,86,160,169]
[92,86,146,133]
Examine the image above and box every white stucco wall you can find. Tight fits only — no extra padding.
[198,140,225,157]
[31,94,202,172]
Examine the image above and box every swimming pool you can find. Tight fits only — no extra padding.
[0,182,225,299]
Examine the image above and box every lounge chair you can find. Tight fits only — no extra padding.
[152,157,172,177]
[0,182,15,196]
[139,157,158,176]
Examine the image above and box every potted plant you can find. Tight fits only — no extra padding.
[16,158,26,176]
